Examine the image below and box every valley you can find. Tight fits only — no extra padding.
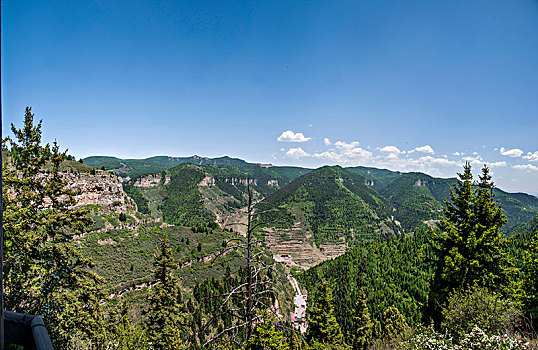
[76,155,538,310]
[7,140,538,349]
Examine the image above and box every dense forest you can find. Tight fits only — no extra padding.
[3,109,538,349]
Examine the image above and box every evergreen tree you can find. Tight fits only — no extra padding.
[426,163,509,325]
[522,230,538,325]
[108,303,150,349]
[381,306,410,340]
[348,288,373,349]
[473,165,511,287]
[245,309,290,350]
[289,331,306,350]
[306,282,346,348]
[145,233,187,349]
[3,107,105,349]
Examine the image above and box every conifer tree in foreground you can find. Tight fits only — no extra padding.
[522,229,538,328]
[426,163,510,325]
[381,306,410,340]
[306,282,346,349]
[3,107,106,349]
[348,288,373,349]
[245,309,290,350]
[145,232,188,349]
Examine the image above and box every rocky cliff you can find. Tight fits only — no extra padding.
[63,171,137,213]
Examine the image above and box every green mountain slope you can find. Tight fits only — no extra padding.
[378,173,448,231]
[122,162,310,227]
[298,229,433,335]
[89,154,537,236]
[83,154,310,180]
[83,155,252,178]
[348,166,538,233]
[259,166,401,245]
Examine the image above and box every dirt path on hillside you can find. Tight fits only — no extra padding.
[106,246,235,300]
[74,217,167,241]
[219,199,262,236]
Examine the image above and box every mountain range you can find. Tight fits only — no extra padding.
[85,155,538,241]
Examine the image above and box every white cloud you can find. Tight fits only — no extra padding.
[489,161,507,167]
[500,147,524,158]
[323,138,331,146]
[413,145,435,154]
[280,148,285,152]
[523,151,538,162]
[462,156,483,166]
[512,164,538,172]
[418,156,459,167]
[386,153,399,160]
[285,147,310,159]
[277,130,312,142]
[380,145,401,154]
[313,140,372,164]
[334,141,360,150]
[452,152,462,156]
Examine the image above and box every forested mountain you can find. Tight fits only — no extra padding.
[348,166,538,234]
[83,155,310,180]
[121,159,537,248]
[86,155,538,236]
[298,229,433,335]
[258,166,401,245]
[123,162,311,228]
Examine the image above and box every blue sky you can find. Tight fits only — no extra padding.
[2,0,538,193]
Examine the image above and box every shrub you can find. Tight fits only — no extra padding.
[441,285,522,341]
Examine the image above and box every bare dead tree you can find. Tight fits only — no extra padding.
[198,180,286,348]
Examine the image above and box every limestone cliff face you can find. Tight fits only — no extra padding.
[414,179,431,187]
[132,174,170,187]
[63,172,137,213]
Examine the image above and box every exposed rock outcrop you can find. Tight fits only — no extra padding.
[415,179,430,187]
[63,172,137,213]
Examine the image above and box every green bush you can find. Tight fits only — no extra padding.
[441,285,522,341]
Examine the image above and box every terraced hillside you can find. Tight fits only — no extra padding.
[258,166,401,247]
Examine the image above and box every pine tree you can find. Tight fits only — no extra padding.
[3,107,105,349]
[348,288,373,349]
[306,282,346,348]
[381,306,410,340]
[108,303,150,349]
[245,309,290,350]
[426,163,510,325]
[522,230,538,326]
[145,233,187,349]
[473,165,510,287]
[289,331,306,350]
